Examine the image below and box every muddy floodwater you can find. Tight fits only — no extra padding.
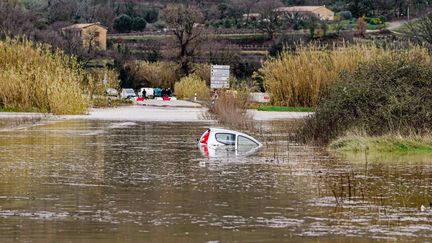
[0,120,431,242]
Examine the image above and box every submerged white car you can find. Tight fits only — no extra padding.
[198,128,262,157]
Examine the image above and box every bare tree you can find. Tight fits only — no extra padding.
[231,0,259,25]
[0,1,36,38]
[256,0,284,39]
[160,4,206,75]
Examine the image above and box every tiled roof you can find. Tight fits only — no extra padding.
[62,23,107,30]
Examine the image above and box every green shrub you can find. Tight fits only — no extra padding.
[143,8,159,23]
[113,14,133,33]
[368,17,382,25]
[302,49,432,145]
[132,17,147,31]
[0,38,89,114]
[174,75,210,100]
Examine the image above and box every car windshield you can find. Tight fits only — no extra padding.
[215,133,236,145]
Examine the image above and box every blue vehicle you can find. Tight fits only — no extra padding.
[153,88,162,97]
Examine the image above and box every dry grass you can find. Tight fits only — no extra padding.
[0,37,89,114]
[174,74,210,100]
[259,43,430,107]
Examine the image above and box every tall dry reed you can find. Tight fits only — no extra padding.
[134,61,179,88]
[259,43,429,107]
[0,37,89,114]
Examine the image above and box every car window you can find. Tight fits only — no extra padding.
[215,133,236,145]
[237,135,259,147]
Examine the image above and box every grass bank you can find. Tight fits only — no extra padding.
[0,107,37,112]
[330,134,432,153]
[257,106,313,112]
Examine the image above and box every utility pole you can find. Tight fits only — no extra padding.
[407,5,410,21]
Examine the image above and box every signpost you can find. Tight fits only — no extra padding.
[210,65,230,89]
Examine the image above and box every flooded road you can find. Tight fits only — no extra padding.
[0,120,431,242]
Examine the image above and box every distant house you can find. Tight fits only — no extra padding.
[275,6,335,21]
[61,23,108,51]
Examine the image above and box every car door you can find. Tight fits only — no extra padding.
[236,135,260,154]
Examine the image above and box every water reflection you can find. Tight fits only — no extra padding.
[0,120,431,242]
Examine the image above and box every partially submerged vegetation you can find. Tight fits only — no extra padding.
[207,90,251,129]
[0,38,89,115]
[330,134,432,153]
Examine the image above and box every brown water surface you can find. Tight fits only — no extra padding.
[0,120,431,242]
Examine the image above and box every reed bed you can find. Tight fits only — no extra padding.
[134,61,179,88]
[259,43,429,107]
[0,38,88,114]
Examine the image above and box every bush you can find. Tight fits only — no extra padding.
[368,17,382,25]
[153,20,166,30]
[113,14,133,33]
[0,38,89,114]
[174,75,210,100]
[379,15,386,23]
[259,44,392,107]
[302,48,432,145]
[132,17,147,31]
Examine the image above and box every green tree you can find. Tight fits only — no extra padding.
[306,16,320,39]
[132,17,146,31]
[113,14,133,33]
[348,0,374,17]
[143,8,159,23]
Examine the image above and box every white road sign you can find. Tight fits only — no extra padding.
[211,65,230,89]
